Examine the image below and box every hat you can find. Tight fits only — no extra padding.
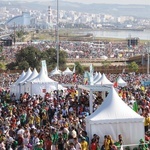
[140,139,144,143]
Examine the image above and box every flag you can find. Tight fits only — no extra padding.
[133,101,138,112]
[41,60,48,76]
[72,73,77,83]
[113,78,118,88]
[90,63,94,74]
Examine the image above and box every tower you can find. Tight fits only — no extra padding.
[48,6,51,23]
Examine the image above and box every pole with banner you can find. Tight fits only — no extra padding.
[41,60,48,76]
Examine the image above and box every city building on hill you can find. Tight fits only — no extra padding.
[6,12,32,27]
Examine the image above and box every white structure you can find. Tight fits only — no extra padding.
[50,67,62,76]
[10,71,26,99]
[63,67,73,75]
[95,73,113,86]
[116,76,127,87]
[19,68,32,95]
[26,66,58,97]
[93,72,102,84]
[78,84,111,114]
[93,72,98,80]
[24,68,39,93]
[6,12,31,26]
[86,87,144,146]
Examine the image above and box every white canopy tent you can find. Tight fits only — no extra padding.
[10,70,26,99]
[78,84,112,114]
[63,67,73,75]
[93,72,98,80]
[58,84,67,91]
[26,68,38,82]
[86,87,144,146]
[24,68,39,93]
[93,72,102,84]
[19,68,32,95]
[26,66,58,97]
[95,73,113,86]
[50,67,62,76]
[116,76,127,87]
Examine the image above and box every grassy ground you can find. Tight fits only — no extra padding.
[23,28,149,43]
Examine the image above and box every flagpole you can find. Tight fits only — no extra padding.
[56,0,59,70]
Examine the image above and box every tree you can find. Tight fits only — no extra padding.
[128,61,139,73]
[0,62,6,70]
[15,46,42,70]
[41,48,67,70]
[0,46,2,52]
[7,46,67,70]
[6,62,17,70]
[18,61,29,70]
[74,62,84,74]
[101,60,111,67]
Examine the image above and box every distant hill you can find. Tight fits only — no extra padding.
[1,0,150,18]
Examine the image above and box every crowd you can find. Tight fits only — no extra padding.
[0,40,146,63]
[0,72,150,150]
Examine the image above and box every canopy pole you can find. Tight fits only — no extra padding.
[102,91,106,100]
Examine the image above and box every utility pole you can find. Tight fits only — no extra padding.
[56,0,59,69]
[147,43,150,74]
[14,22,16,46]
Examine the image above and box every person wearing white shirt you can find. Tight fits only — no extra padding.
[74,137,82,150]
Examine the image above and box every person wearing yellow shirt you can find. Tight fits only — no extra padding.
[81,137,88,150]
[42,112,47,126]
[144,113,150,133]
[28,114,34,126]
[35,114,41,127]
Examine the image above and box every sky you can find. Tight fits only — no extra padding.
[2,0,150,5]
[63,0,150,5]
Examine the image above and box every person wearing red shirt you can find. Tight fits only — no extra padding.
[90,139,97,150]
[44,136,52,150]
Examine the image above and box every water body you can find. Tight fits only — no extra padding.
[77,29,150,40]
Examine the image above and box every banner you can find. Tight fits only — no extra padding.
[89,64,94,85]
[84,71,89,85]
[41,60,48,76]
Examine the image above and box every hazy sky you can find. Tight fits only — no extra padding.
[2,0,150,5]
[63,0,150,5]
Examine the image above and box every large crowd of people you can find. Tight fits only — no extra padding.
[0,72,150,149]
[0,38,149,150]
[1,40,146,63]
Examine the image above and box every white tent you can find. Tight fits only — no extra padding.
[19,68,32,95]
[63,67,73,75]
[116,76,127,87]
[86,87,144,146]
[93,72,102,84]
[27,66,58,97]
[93,72,98,80]
[50,67,62,76]
[26,68,38,82]
[24,68,39,93]
[95,73,113,86]
[58,84,67,91]
[10,70,26,99]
